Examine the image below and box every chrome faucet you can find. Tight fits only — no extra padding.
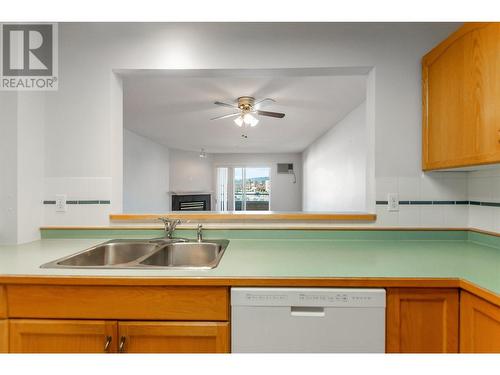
[197,224,203,242]
[158,218,181,239]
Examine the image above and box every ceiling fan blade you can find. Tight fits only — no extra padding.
[214,101,238,109]
[210,112,241,121]
[256,110,285,119]
[254,98,276,109]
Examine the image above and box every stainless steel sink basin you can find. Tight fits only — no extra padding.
[40,239,228,269]
[140,240,228,269]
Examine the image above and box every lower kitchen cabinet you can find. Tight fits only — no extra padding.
[117,321,230,353]
[460,291,500,353]
[7,319,230,353]
[9,319,117,353]
[386,288,459,353]
[0,320,8,353]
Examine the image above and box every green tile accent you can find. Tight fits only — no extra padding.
[467,231,500,249]
[179,229,469,241]
[481,202,500,207]
[40,228,472,241]
[41,229,164,239]
[43,200,110,205]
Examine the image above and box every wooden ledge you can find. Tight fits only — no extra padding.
[109,212,377,222]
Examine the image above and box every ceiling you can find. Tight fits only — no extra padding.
[123,69,367,153]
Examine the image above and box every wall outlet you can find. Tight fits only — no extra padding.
[387,193,399,212]
[55,194,67,212]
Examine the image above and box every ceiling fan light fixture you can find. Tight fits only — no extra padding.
[243,113,259,127]
[234,116,244,127]
[199,148,206,158]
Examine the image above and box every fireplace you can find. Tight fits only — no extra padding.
[171,194,211,211]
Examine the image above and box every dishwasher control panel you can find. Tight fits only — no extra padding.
[232,288,386,307]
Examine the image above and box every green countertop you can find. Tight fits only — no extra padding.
[0,230,499,296]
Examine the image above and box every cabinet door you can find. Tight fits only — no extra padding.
[9,319,117,353]
[460,291,500,353]
[386,288,459,353]
[423,23,500,170]
[118,321,229,353]
[475,23,500,158]
[0,320,7,353]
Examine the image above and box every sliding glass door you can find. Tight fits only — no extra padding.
[234,167,270,211]
[216,167,271,211]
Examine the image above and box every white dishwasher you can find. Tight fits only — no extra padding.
[231,288,386,353]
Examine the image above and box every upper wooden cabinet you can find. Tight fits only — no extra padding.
[422,23,500,170]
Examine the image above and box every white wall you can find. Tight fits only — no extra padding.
[123,146,301,211]
[6,22,483,234]
[0,93,18,244]
[42,23,460,218]
[0,92,45,245]
[123,129,170,213]
[17,93,45,243]
[212,153,302,212]
[467,167,500,233]
[302,102,366,212]
[169,148,213,194]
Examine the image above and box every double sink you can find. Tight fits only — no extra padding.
[41,238,229,269]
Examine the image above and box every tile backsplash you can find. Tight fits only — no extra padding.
[467,168,500,233]
[375,172,469,228]
[40,169,500,233]
[43,177,112,226]
[375,168,500,232]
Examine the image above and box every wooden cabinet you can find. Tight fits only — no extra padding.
[7,320,230,354]
[0,320,8,353]
[118,322,229,353]
[386,288,459,353]
[460,291,500,353]
[5,285,228,321]
[422,23,500,170]
[1,282,498,353]
[9,320,117,353]
[1,285,230,353]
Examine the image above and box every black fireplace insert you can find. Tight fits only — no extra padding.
[171,194,211,211]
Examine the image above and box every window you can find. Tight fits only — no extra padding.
[216,167,271,211]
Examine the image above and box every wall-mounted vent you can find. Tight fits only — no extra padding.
[277,163,294,174]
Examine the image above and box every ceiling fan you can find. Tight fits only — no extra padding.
[211,96,285,127]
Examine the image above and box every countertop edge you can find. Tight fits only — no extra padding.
[0,275,498,306]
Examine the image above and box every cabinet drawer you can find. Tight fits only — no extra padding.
[6,285,228,321]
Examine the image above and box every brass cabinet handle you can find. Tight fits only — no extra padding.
[103,335,112,352]
[118,336,126,353]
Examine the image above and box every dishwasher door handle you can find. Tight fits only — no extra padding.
[290,306,325,317]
